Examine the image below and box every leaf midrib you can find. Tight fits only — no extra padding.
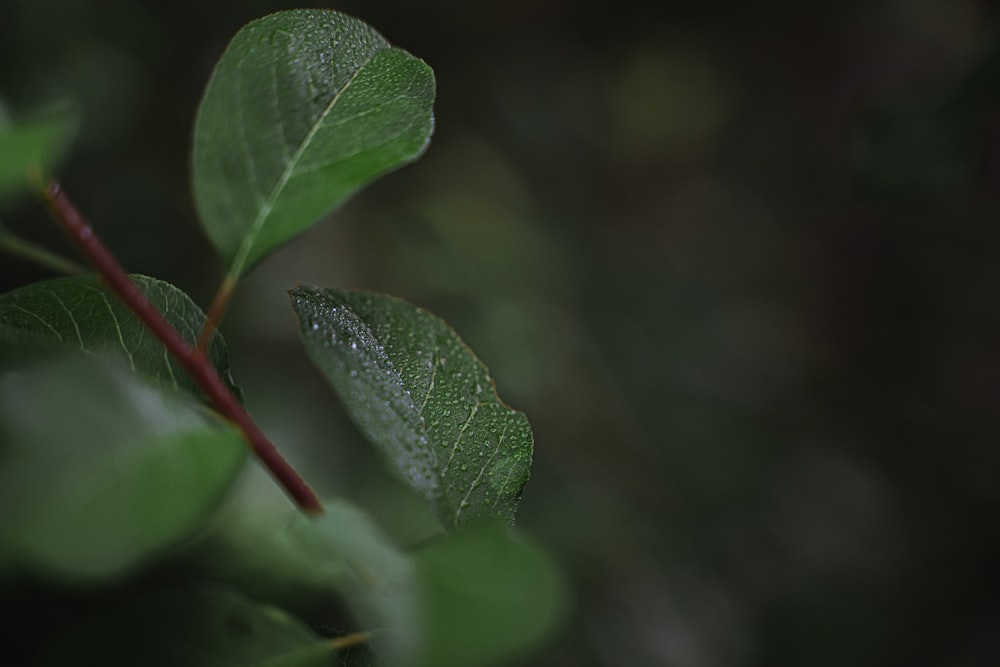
[226,48,382,278]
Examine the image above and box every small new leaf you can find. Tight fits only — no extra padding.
[0,110,76,204]
[290,286,533,531]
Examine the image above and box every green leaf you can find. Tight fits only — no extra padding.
[192,9,435,277]
[411,523,566,667]
[0,110,76,204]
[0,356,246,581]
[38,587,330,667]
[197,472,421,664]
[0,274,241,403]
[195,474,562,667]
[290,286,533,531]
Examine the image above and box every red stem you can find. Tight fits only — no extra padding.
[44,181,323,515]
[197,274,237,352]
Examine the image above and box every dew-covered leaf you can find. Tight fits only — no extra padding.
[0,274,241,403]
[192,9,435,278]
[0,356,246,581]
[38,587,330,667]
[290,286,533,531]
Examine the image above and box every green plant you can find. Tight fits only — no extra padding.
[0,9,562,666]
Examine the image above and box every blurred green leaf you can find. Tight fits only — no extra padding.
[192,9,435,278]
[290,504,419,662]
[38,587,330,667]
[411,523,566,667]
[194,475,562,667]
[290,286,533,531]
[0,110,76,205]
[0,274,241,403]
[200,479,421,664]
[0,356,246,581]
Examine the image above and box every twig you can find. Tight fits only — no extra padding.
[43,181,323,515]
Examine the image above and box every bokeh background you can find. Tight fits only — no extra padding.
[3,0,1000,665]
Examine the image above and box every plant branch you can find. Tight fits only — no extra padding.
[43,181,323,515]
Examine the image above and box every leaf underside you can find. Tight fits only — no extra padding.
[0,274,240,403]
[290,286,533,531]
[0,356,246,581]
[192,9,435,277]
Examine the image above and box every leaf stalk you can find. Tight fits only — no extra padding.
[198,273,237,351]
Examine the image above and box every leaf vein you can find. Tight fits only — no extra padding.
[228,47,382,277]
[442,401,479,477]
[94,289,136,371]
[417,350,439,415]
[7,303,66,343]
[456,420,510,526]
[235,60,266,209]
[269,61,292,164]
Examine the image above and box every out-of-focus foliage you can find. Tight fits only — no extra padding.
[2,0,999,665]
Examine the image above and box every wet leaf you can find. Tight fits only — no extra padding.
[290,286,533,531]
[192,9,435,277]
[0,356,246,581]
[0,274,241,403]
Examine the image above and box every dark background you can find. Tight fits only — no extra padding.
[3,1,1000,665]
